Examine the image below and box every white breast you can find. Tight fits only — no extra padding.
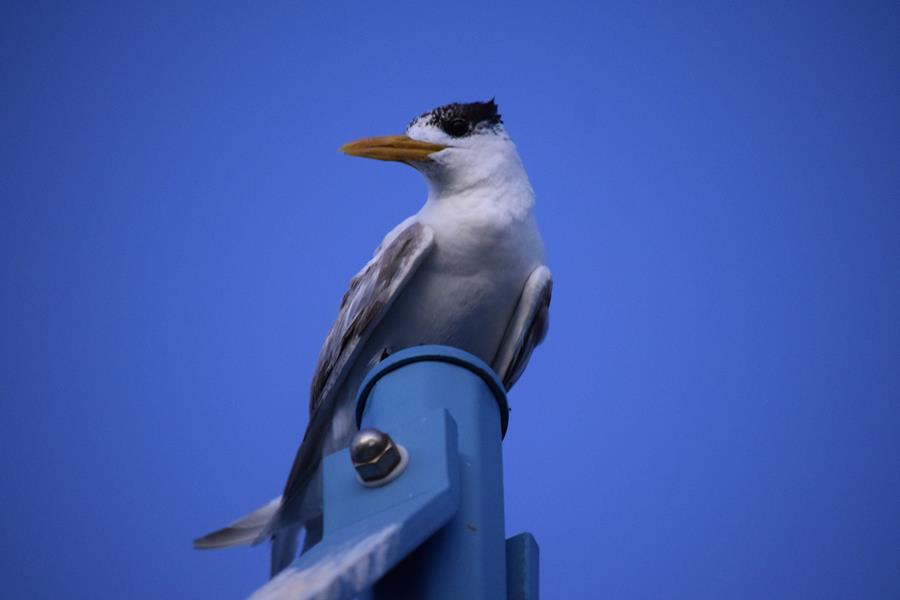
[321,197,544,454]
[397,203,543,360]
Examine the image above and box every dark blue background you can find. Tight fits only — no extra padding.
[3,2,899,598]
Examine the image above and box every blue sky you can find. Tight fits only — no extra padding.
[2,2,899,598]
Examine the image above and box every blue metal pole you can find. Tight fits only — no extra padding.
[250,345,539,600]
[355,346,509,600]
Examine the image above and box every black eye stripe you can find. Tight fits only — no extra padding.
[410,99,503,138]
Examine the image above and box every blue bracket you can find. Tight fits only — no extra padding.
[250,407,460,599]
[506,533,540,600]
[249,346,539,600]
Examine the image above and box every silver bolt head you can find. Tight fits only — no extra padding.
[350,428,402,483]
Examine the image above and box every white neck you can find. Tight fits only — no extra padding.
[417,140,536,220]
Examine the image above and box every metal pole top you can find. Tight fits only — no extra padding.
[355,345,510,438]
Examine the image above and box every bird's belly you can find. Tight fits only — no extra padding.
[391,279,505,358]
[321,254,530,455]
[322,216,543,455]
[379,249,529,363]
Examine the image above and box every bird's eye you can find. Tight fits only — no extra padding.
[444,118,470,137]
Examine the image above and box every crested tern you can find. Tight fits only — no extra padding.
[194,99,552,576]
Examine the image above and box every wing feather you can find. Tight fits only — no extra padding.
[493,265,552,390]
[266,220,435,540]
[308,220,434,414]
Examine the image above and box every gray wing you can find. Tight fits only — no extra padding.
[493,265,552,390]
[307,220,434,416]
[271,221,435,537]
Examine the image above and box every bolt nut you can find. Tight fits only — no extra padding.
[350,428,405,483]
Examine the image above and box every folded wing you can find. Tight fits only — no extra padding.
[493,265,552,390]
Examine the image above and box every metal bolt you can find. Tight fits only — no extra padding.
[350,428,406,485]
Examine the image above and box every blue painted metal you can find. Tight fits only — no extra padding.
[250,408,461,600]
[247,345,539,600]
[359,346,509,600]
[506,533,540,600]
[356,344,510,437]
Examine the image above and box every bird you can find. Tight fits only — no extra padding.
[193,99,552,577]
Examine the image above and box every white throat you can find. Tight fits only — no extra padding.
[416,140,536,220]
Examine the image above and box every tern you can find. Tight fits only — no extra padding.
[194,99,552,576]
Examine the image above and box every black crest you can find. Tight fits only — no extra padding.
[413,99,503,138]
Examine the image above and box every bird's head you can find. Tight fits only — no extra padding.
[340,99,526,197]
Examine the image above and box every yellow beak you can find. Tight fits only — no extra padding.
[339,134,447,163]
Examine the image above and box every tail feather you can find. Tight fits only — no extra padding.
[253,463,323,545]
[195,465,324,578]
[193,496,282,549]
[270,523,301,577]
